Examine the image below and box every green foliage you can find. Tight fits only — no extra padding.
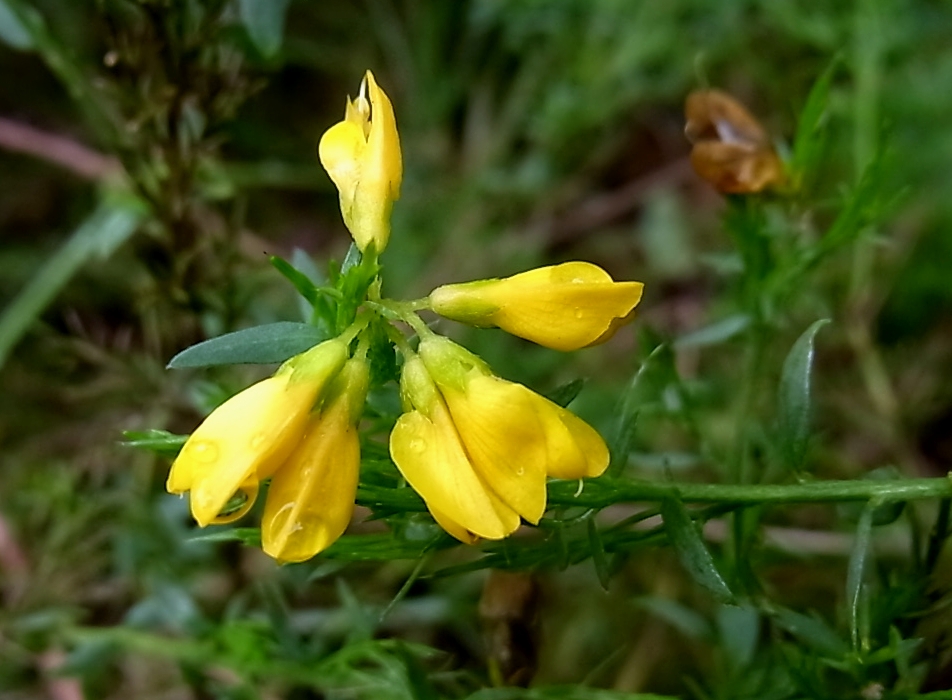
[237,0,292,59]
[0,200,143,368]
[775,319,829,474]
[5,1,952,699]
[661,498,734,604]
[166,322,328,368]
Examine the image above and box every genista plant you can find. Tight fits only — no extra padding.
[123,64,952,698]
[161,71,645,562]
[8,2,952,698]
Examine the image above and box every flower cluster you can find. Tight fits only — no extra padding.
[166,70,645,561]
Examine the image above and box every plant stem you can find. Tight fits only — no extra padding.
[548,476,952,508]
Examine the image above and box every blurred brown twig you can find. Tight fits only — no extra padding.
[0,116,121,180]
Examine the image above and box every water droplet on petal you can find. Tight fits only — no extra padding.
[408,437,427,454]
[573,308,585,320]
[249,433,268,450]
[189,440,219,463]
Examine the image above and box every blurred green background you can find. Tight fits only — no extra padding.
[4,1,952,698]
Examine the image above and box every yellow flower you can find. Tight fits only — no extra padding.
[167,338,349,527]
[261,356,369,562]
[318,70,402,253]
[428,262,644,351]
[389,335,609,543]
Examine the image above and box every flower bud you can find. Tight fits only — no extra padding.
[167,338,348,527]
[319,70,402,253]
[429,262,643,351]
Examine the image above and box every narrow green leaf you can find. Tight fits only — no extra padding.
[610,341,680,477]
[341,243,362,274]
[0,0,34,49]
[188,528,261,546]
[336,245,380,333]
[674,314,750,349]
[660,498,733,603]
[717,603,760,670]
[791,56,839,189]
[238,0,292,58]
[465,686,678,700]
[587,517,611,589]
[636,596,712,640]
[608,410,638,479]
[776,319,830,473]
[0,203,142,369]
[394,641,440,700]
[846,499,876,651]
[270,255,319,305]
[545,378,585,408]
[818,155,890,257]
[121,429,187,457]
[772,607,847,657]
[167,322,327,368]
[322,532,444,563]
[0,0,111,138]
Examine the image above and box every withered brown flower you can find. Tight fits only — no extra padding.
[684,89,785,194]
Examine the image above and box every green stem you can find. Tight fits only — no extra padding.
[732,325,765,485]
[548,477,952,508]
[925,497,951,573]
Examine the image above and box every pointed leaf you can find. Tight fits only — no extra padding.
[610,341,680,477]
[0,0,34,49]
[167,322,327,368]
[121,429,187,457]
[661,498,733,603]
[776,319,830,473]
[238,0,292,58]
[791,57,839,189]
[587,518,611,590]
[717,603,760,670]
[545,378,585,408]
[0,203,142,368]
[675,314,750,349]
[270,255,319,305]
[341,242,362,274]
[846,499,876,651]
[772,607,847,657]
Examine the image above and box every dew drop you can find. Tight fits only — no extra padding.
[249,433,267,450]
[573,308,585,320]
[189,440,219,463]
[408,438,427,454]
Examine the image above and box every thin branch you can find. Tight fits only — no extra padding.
[0,116,121,180]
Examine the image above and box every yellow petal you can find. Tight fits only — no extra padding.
[261,357,369,561]
[318,120,365,215]
[365,70,402,203]
[390,406,519,540]
[208,479,259,525]
[429,485,522,544]
[428,505,480,544]
[439,375,548,524]
[170,375,318,527]
[429,262,644,351]
[261,401,359,562]
[171,339,349,528]
[518,386,610,479]
[318,70,402,253]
